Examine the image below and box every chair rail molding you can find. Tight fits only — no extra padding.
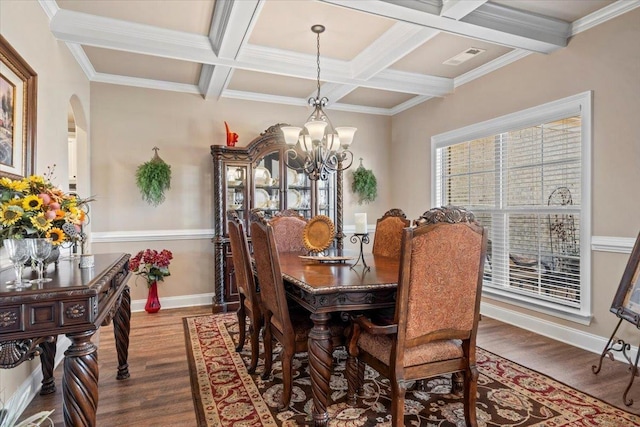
[91,228,215,243]
[591,236,635,254]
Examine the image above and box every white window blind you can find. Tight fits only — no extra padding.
[432,92,591,319]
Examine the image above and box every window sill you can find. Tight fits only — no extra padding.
[482,286,592,325]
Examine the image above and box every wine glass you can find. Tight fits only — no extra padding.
[28,238,53,284]
[3,239,30,289]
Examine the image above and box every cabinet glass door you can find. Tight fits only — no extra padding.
[254,151,280,215]
[317,175,335,218]
[226,164,248,229]
[287,168,310,218]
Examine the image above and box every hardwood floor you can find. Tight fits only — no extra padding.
[21,306,640,426]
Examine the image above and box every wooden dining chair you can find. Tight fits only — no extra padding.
[227,211,262,373]
[249,210,345,410]
[372,208,410,259]
[347,206,488,427]
[270,209,308,252]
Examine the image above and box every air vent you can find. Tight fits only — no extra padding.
[443,47,486,66]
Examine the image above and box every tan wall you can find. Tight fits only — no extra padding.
[0,0,91,405]
[89,84,392,303]
[391,9,640,340]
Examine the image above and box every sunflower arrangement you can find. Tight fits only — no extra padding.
[0,172,91,246]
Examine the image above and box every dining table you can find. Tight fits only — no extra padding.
[278,249,400,427]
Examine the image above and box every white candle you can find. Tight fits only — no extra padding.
[355,213,368,234]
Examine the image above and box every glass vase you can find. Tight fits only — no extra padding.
[145,281,161,313]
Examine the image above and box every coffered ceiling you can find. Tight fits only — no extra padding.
[40,0,638,115]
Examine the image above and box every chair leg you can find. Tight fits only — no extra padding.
[463,365,479,427]
[261,318,273,380]
[452,371,464,394]
[390,379,406,427]
[357,359,365,397]
[346,355,359,405]
[248,320,260,374]
[236,297,246,352]
[280,349,294,410]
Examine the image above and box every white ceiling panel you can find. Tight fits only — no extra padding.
[249,0,396,60]
[57,0,215,35]
[227,69,316,99]
[84,46,202,84]
[390,33,513,78]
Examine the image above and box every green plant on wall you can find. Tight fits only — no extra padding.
[136,147,171,206]
[351,158,377,204]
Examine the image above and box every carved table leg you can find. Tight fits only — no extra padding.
[39,336,58,395]
[63,330,99,427]
[113,286,131,380]
[308,312,333,427]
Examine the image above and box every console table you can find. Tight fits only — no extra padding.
[0,253,131,427]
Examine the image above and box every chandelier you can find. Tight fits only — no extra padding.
[281,25,356,181]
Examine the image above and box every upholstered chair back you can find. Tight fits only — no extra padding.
[399,221,485,344]
[270,209,308,253]
[372,208,410,259]
[250,211,293,341]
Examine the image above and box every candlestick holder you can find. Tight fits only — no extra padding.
[350,233,370,271]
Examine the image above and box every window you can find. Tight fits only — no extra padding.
[432,92,591,322]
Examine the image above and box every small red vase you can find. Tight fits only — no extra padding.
[145,281,161,313]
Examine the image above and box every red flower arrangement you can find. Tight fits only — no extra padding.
[129,249,173,287]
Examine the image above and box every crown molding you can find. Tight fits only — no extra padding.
[571,0,640,36]
[66,42,97,80]
[454,49,531,87]
[388,95,432,115]
[37,0,58,20]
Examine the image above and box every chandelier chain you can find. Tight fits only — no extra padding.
[316,30,321,100]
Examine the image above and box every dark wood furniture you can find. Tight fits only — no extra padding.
[278,251,400,426]
[211,123,344,313]
[347,212,487,427]
[227,212,262,373]
[0,253,131,427]
[251,212,346,410]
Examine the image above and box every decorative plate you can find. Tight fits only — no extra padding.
[254,189,270,208]
[299,255,355,263]
[287,168,298,187]
[287,189,301,209]
[254,166,271,186]
[303,215,335,253]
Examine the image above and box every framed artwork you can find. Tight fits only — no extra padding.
[610,231,640,326]
[0,35,36,179]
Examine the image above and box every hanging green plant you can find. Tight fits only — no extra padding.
[351,158,377,204]
[136,147,171,206]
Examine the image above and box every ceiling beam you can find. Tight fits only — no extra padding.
[440,0,487,20]
[320,0,569,53]
[201,0,262,100]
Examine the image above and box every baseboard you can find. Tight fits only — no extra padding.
[131,292,215,312]
[480,301,637,363]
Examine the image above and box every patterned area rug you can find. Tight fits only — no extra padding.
[184,314,640,426]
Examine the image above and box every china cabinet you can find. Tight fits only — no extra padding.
[211,123,345,312]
